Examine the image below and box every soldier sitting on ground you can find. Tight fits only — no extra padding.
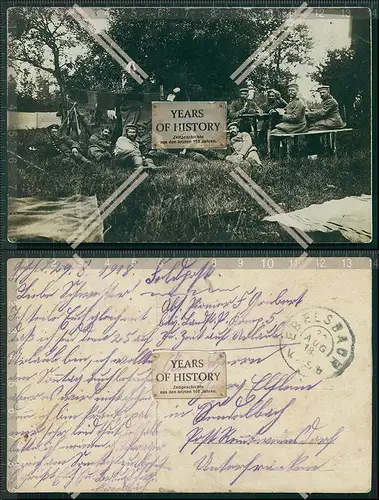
[88,126,113,161]
[47,125,91,165]
[178,147,228,163]
[306,85,345,130]
[225,121,262,167]
[114,125,155,168]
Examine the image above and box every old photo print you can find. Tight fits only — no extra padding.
[7,5,372,244]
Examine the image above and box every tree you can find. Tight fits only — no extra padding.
[311,17,370,127]
[7,7,87,118]
[7,70,60,111]
[253,12,314,95]
[69,8,314,100]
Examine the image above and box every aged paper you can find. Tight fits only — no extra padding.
[152,351,227,399]
[7,257,372,493]
[152,101,227,149]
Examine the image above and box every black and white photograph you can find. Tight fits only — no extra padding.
[6,5,373,244]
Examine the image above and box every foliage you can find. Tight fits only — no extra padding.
[8,73,60,111]
[69,8,314,100]
[7,7,90,116]
[311,38,370,128]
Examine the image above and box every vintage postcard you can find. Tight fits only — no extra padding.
[6,5,372,244]
[7,257,372,493]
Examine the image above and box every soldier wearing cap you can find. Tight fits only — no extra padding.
[228,87,262,133]
[114,124,155,168]
[47,124,91,164]
[261,89,288,114]
[88,126,113,162]
[306,85,345,130]
[225,121,262,167]
[270,82,307,135]
[258,89,288,144]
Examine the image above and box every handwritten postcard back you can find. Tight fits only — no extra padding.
[7,257,372,493]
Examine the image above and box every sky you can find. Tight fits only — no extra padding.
[11,7,352,102]
[296,13,352,100]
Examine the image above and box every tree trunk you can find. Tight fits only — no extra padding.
[56,76,68,121]
[275,48,281,88]
[52,44,68,122]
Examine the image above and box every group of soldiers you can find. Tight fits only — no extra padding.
[48,122,154,168]
[226,82,345,164]
[46,82,345,169]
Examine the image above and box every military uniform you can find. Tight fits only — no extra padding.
[226,131,262,166]
[114,136,154,168]
[88,132,113,161]
[47,133,90,164]
[307,95,345,130]
[228,97,262,119]
[228,97,262,134]
[258,93,288,144]
[261,96,288,114]
[270,96,307,135]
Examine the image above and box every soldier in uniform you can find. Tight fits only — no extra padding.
[261,89,287,113]
[228,87,262,133]
[114,125,155,168]
[47,125,91,164]
[270,82,307,135]
[225,121,262,167]
[306,85,345,130]
[258,89,288,146]
[88,127,113,161]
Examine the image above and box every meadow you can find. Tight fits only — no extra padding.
[10,129,371,243]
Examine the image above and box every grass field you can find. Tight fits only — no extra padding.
[10,129,371,243]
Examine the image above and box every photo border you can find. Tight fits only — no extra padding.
[1,0,377,250]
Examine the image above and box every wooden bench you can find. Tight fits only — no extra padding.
[268,128,353,158]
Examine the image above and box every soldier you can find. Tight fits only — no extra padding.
[225,121,262,167]
[270,82,307,135]
[306,85,345,130]
[258,89,288,145]
[47,125,91,164]
[261,89,288,113]
[114,125,155,168]
[88,127,113,161]
[228,87,262,133]
[229,87,262,118]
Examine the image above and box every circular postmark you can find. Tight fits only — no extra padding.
[280,307,355,379]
